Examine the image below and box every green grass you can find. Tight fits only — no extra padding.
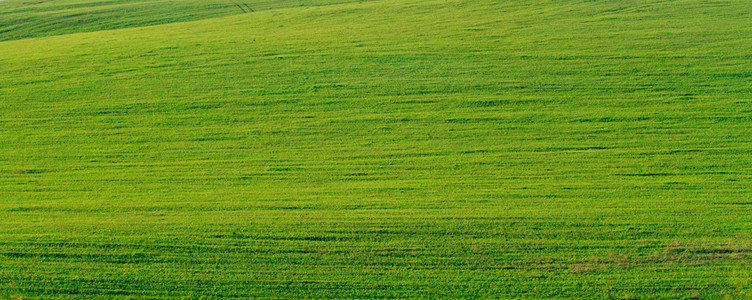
[1,0,752,298]
[0,0,367,41]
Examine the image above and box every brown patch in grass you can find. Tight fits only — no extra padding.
[566,240,751,274]
[10,168,41,174]
[656,240,752,265]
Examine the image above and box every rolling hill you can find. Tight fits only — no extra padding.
[1,0,751,298]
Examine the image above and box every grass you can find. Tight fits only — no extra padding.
[1,0,751,298]
[0,0,367,41]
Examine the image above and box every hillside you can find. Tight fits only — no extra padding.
[0,0,366,41]
[1,0,751,298]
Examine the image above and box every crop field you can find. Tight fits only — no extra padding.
[1,0,751,298]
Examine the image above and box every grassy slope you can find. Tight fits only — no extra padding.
[0,0,367,41]
[1,0,752,298]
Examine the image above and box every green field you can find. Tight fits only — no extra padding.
[1,0,751,298]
